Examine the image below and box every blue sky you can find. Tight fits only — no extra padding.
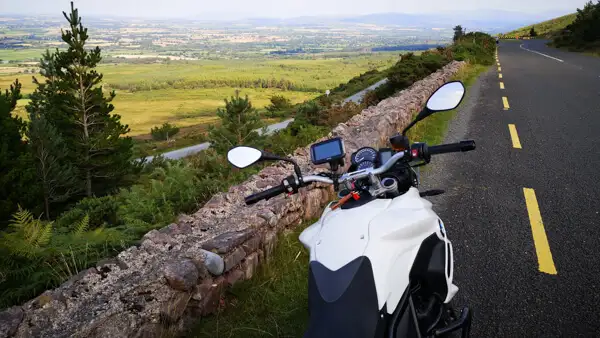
[0,0,588,18]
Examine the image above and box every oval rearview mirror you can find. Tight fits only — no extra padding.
[227,146,263,168]
[426,81,466,112]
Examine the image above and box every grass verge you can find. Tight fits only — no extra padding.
[406,63,488,145]
[190,224,311,338]
[189,63,489,338]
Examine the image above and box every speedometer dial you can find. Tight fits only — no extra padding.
[352,147,377,165]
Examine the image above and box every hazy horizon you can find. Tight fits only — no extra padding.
[0,0,587,20]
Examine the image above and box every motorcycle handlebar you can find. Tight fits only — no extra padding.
[245,184,287,205]
[428,140,476,155]
[244,141,475,204]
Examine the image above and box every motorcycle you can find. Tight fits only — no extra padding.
[226,81,475,338]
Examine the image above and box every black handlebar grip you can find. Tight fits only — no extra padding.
[429,140,476,155]
[244,184,287,205]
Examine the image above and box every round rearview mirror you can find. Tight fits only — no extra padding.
[227,146,262,168]
[426,81,465,112]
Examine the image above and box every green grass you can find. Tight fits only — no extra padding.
[112,87,314,135]
[504,13,576,38]
[190,224,311,338]
[1,52,398,136]
[0,49,47,61]
[98,55,397,93]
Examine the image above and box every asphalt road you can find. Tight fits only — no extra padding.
[423,40,600,336]
[343,78,388,104]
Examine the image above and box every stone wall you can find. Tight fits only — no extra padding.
[0,61,465,338]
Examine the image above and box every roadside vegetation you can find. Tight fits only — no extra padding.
[503,13,576,39]
[502,1,600,56]
[191,224,311,338]
[0,1,494,314]
[551,1,600,53]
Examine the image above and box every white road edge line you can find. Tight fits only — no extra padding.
[520,44,564,63]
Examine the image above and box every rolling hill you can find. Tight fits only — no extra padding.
[504,13,576,38]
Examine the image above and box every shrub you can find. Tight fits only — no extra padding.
[450,32,496,66]
[0,208,127,308]
[118,161,201,229]
[55,195,120,231]
[266,95,292,115]
[151,122,180,141]
[362,90,380,107]
[553,1,600,51]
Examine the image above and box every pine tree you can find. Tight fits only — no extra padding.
[0,80,27,225]
[27,114,78,219]
[208,91,265,154]
[453,25,465,42]
[530,26,538,37]
[27,2,139,198]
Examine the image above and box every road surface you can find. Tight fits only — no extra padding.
[423,40,600,336]
[343,78,388,104]
[144,78,389,161]
[142,119,295,161]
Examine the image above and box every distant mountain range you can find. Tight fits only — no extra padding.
[206,10,573,33]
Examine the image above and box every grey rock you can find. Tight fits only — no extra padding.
[201,229,255,254]
[241,234,262,255]
[242,252,260,280]
[224,247,247,272]
[163,259,199,292]
[0,306,23,337]
[225,270,244,286]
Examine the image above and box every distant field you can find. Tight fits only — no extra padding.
[0,49,47,61]
[113,88,314,135]
[3,51,398,135]
[98,54,397,92]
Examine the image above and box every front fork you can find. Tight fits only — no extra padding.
[434,306,472,338]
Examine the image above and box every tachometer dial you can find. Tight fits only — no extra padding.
[352,147,377,165]
[357,160,375,170]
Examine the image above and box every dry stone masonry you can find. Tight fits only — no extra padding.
[0,61,465,338]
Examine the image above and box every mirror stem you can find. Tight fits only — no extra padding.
[260,151,302,182]
[402,107,431,135]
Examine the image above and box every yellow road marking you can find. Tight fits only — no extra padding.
[508,124,521,148]
[497,62,500,66]
[499,73,503,79]
[498,67,502,71]
[500,82,505,89]
[502,96,510,110]
[523,188,557,275]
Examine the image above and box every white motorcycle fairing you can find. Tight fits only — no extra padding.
[299,187,458,314]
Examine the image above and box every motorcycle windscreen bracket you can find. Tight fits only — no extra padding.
[310,137,345,169]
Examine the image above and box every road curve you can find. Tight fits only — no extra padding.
[423,40,600,336]
[143,78,389,161]
[141,118,295,161]
[343,78,389,104]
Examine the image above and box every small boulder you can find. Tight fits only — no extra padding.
[163,259,199,292]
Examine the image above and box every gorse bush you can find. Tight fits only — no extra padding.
[553,1,600,51]
[449,32,496,66]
